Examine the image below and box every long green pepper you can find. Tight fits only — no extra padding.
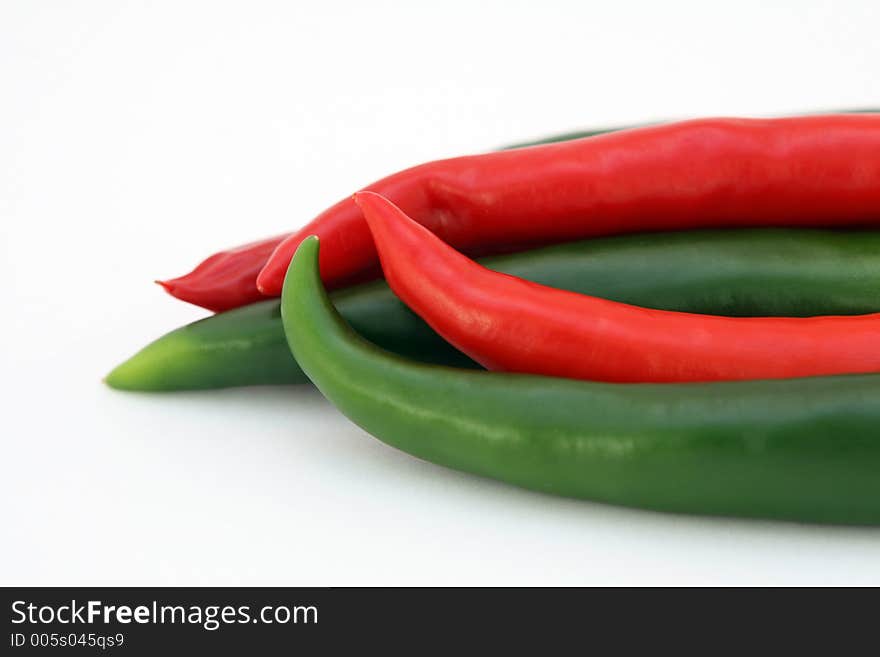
[108,228,880,391]
[282,237,880,525]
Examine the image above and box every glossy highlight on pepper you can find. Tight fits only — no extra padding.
[280,236,880,525]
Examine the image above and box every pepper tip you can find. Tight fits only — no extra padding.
[353,190,381,209]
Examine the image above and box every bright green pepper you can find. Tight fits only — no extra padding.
[282,236,880,525]
[107,228,880,391]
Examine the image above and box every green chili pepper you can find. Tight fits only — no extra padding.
[503,108,879,148]
[281,236,880,525]
[106,228,880,391]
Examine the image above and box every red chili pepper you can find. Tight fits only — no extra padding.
[354,191,880,383]
[157,234,289,312]
[257,115,880,297]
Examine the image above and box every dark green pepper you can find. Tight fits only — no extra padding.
[281,236,880,525]
[107,228,880,391]
[503,108,879,148]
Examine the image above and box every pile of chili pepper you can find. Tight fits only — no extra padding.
[109,111,880,524]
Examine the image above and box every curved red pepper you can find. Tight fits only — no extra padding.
[157,234,289,312]
[258,115,880,297]
[355,191,880,383]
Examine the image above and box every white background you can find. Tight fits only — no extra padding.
[3,0,880,586]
